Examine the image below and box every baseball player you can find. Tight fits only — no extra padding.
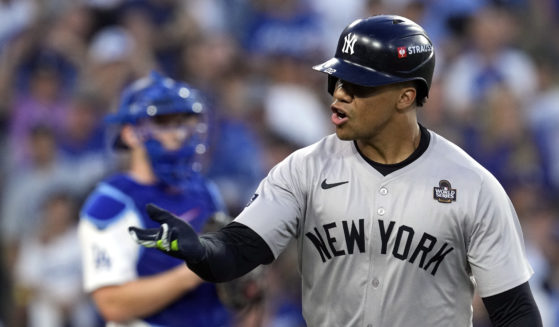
[129,16,542,326]
[78,71,231,326]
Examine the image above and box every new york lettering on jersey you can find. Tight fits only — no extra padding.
[305,218,454,276]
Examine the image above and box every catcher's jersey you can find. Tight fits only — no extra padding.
[78,174,230,327]
[235,130,533,327]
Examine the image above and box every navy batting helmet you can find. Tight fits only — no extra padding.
[313,15,435,104]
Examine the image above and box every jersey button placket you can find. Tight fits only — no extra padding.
[377,186,388,216]
[367,185,389,327]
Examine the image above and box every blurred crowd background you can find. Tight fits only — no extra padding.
[0,0,559,326]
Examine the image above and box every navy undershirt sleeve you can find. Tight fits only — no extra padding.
[186,222,274,282]
[482,282,542,327]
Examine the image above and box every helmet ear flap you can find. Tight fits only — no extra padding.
[327,75,338,95]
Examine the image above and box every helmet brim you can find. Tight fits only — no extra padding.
[313,58,417,94]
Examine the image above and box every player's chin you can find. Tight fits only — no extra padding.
[334,128,354,141]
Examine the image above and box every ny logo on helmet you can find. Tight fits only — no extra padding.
[342,33,357,55]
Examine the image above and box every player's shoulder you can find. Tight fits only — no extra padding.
[80,174,137,229]
[288,134,350,161]
[427,130,497,183]
[259,135,342,183]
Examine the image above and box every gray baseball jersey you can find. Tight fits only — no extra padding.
[235,130,533,327]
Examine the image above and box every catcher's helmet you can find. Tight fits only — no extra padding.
[106,70,207,151]
[106,70,205,125]
[313,15,435,103]
[106,71,209,188]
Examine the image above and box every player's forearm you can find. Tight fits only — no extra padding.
[500,313,544,327]
[187,222,274,283]
[482,282,542,327]
[92,265,202,322]
[129,206,275,283]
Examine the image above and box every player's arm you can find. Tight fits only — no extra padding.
[92,265,202,322]
[481,282,542,327]
[467,175,543,327]
[129,204,274,282]
[80,191,205,323]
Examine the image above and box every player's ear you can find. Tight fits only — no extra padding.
[120,125,142,148]
[396,86,417,110]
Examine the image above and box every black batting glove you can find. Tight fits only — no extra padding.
[128,203,206,262]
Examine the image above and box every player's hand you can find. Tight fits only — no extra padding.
[128,203,206,262]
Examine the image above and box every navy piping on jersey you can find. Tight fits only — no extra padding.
[354,124,431,176]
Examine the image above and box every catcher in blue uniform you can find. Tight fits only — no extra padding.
[78,71,233,327]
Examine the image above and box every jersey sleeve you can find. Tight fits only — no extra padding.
[78,183,143,293]
[467,175,534,297]
[234,151,306,258]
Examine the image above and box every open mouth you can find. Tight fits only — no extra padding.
[333,108,347,119]
[331,106,348,126]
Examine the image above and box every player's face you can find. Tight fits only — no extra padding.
[330,79,405,141]
[137,113,203,151]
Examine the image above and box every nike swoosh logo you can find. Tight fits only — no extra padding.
[321,179,349,189]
